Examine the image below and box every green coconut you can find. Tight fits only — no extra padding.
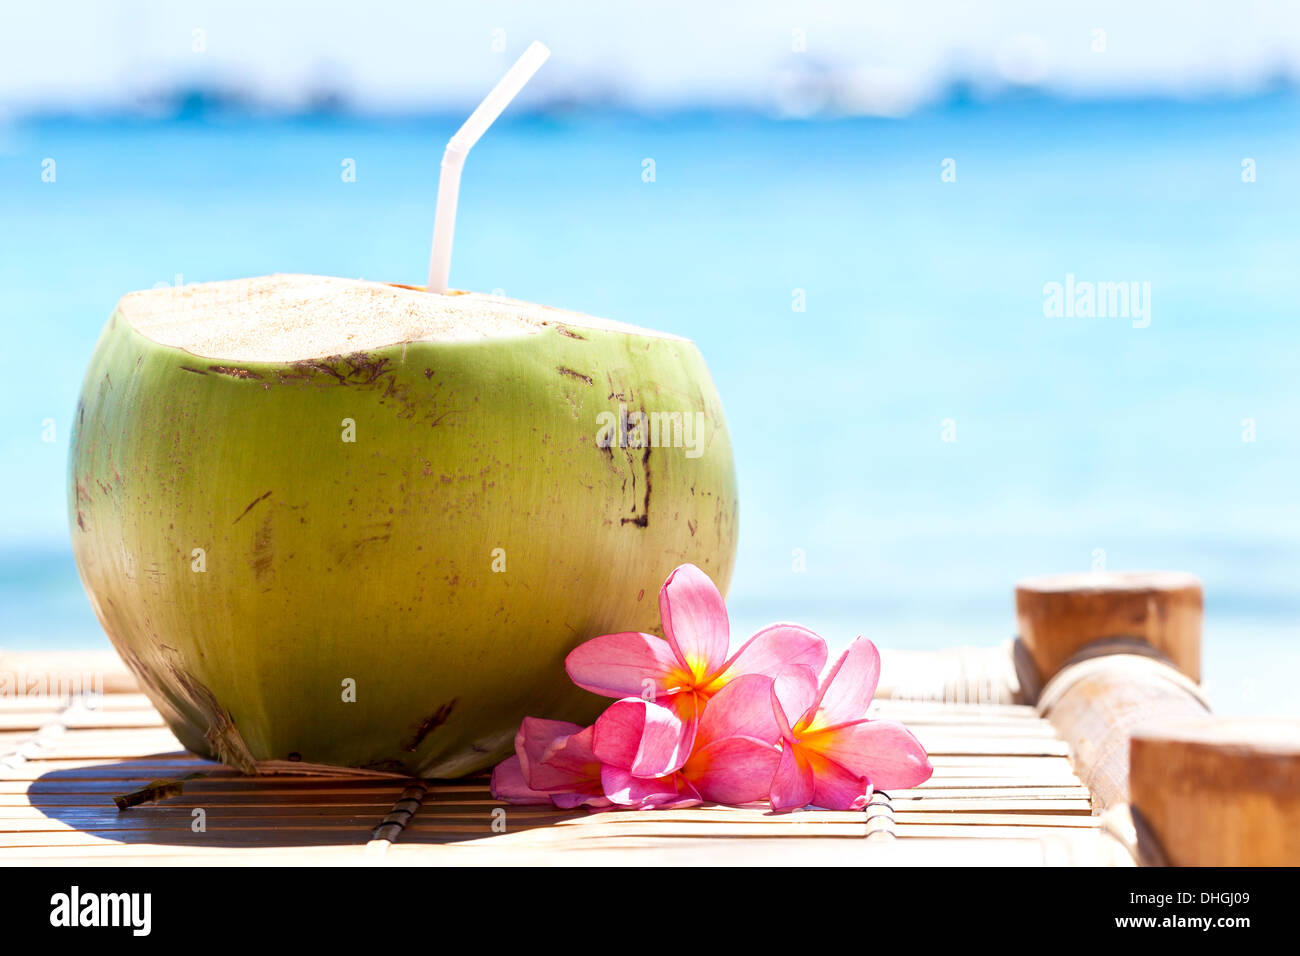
[69,274,738,777]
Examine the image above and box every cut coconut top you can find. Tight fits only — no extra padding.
[118,274,684,362]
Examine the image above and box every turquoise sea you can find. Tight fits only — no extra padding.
[2,94,1298,714]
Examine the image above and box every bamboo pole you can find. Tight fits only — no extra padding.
[1014,571,1300,866]
[1036,643,1210,810]
[1130,717,1300,866]
[1016,571,1202,683]
[1013,571,1212,816]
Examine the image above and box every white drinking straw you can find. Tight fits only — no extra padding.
[426,41,551,294]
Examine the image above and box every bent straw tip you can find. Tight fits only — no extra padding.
[426,40,553,294]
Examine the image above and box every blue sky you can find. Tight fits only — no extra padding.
[3,1,1300,116]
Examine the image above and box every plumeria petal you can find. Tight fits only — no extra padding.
[592,696,697,778]
[521,721,602,793]
[805,718,933,790]
[805,750,873,811]
[769,741,816,812]
[808,637,881,729]
[515,718,582,786]
[489,755,553,805]
[712,623,828,688]
[659,564,730,681]
[564,631,682,699]
[771,665,820,739]
[697,673,781,746]
[682,736,781,805]
[600,766,702,809]
[551,790,614,810]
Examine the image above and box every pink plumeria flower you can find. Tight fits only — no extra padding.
[599,674,783,809]
[566,563,826,777]
[769,637,932,812]
[490,718,613,810]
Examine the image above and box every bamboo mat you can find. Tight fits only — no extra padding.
[0,667,1133,866]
